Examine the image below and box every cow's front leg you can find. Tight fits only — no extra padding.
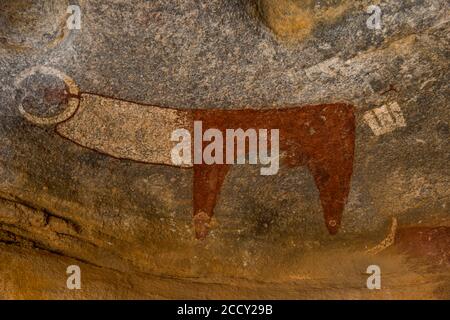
[193,164,230,239]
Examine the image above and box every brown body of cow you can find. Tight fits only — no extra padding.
[191,104,355,239]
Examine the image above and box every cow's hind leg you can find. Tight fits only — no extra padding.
[308,155,353,234]
[307,106,355,234]
[193,164,230,239]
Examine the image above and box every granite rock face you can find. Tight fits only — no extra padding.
[0,0,449,299]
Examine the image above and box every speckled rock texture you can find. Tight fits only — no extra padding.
[0,0,449,299]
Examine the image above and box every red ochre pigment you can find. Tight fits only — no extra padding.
[191,103,355,239]
[396,226,450,266]
[56,98,355,240]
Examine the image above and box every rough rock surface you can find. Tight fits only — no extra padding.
[0,0,449,299]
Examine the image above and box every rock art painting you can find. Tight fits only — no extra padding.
[1,0,449,301]
[19,67,355,240]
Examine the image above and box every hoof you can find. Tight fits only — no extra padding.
[193,211,211,240]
